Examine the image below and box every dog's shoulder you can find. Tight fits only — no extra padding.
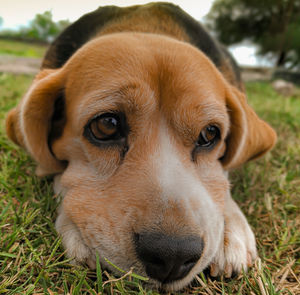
[42,2,242,89]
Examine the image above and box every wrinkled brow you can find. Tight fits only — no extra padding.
[171,100,230,140]
[76,84,156,124]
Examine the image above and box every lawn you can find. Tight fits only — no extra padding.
[0,71,299,294]
[0,39,46,58]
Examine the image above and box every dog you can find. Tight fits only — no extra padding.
[5,2,276,291]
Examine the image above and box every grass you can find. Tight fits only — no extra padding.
[0,39,46,58]
[0,71,299,294]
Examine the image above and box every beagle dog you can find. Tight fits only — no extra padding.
[6,2,276,291]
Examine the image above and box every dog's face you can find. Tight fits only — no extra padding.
[6,33,276,290]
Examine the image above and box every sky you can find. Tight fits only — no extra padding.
[0,0,262,66]
[0,0,213,28]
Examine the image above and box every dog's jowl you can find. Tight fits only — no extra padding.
[6,2,276,291]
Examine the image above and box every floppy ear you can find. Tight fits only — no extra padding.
[6,69,67,176]
[221,86,277,170]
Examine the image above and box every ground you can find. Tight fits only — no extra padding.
[0,39,299,295]
[0,39,44,75]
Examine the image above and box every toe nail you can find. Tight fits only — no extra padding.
[225,264,232,278]
[247,252,252,267]
[210,263,219,277]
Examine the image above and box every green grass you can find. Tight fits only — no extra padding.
[0,72,299,294]
[0,39,46,58]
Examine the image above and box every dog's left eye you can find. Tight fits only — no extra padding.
[84,113,127,144]
[196,125,220,149]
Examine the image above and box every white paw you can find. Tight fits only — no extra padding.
[210,201,257,277]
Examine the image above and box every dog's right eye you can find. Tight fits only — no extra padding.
[84,113,128,145]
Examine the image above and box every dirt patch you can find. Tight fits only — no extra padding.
[0,56,41,75]
[0,55,274,83]
[241,66,272,82]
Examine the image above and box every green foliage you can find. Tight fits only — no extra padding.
[0,11,70,43]
[206,0,300,68]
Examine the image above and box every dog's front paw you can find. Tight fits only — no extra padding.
[210,199,257,278]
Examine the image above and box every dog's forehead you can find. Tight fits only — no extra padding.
[63,33,227,125]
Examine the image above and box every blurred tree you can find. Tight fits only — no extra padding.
[0,11,70,43]
[22,11,70,42]
[0,16,3,28]
[206,0,300,68]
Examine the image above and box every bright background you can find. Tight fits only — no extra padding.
[0,0,263,66]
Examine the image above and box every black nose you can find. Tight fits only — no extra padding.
[134,232,204,283]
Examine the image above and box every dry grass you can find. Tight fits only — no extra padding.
[0,73,299,294]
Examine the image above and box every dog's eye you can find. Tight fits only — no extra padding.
[196,125,220,149]
[84,113,128,145]
[90,115,120,140]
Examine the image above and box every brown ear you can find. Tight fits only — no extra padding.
[5,69,66,176]
[221,86,277,170]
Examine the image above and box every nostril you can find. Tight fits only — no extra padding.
[134,232,140,240]
[183,255,201,266]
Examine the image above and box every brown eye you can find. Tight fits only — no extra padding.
[90,115,119,140]
[197,125,220,148]
[84,113,128,145]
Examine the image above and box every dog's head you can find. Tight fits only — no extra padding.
[6,33,276,290]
